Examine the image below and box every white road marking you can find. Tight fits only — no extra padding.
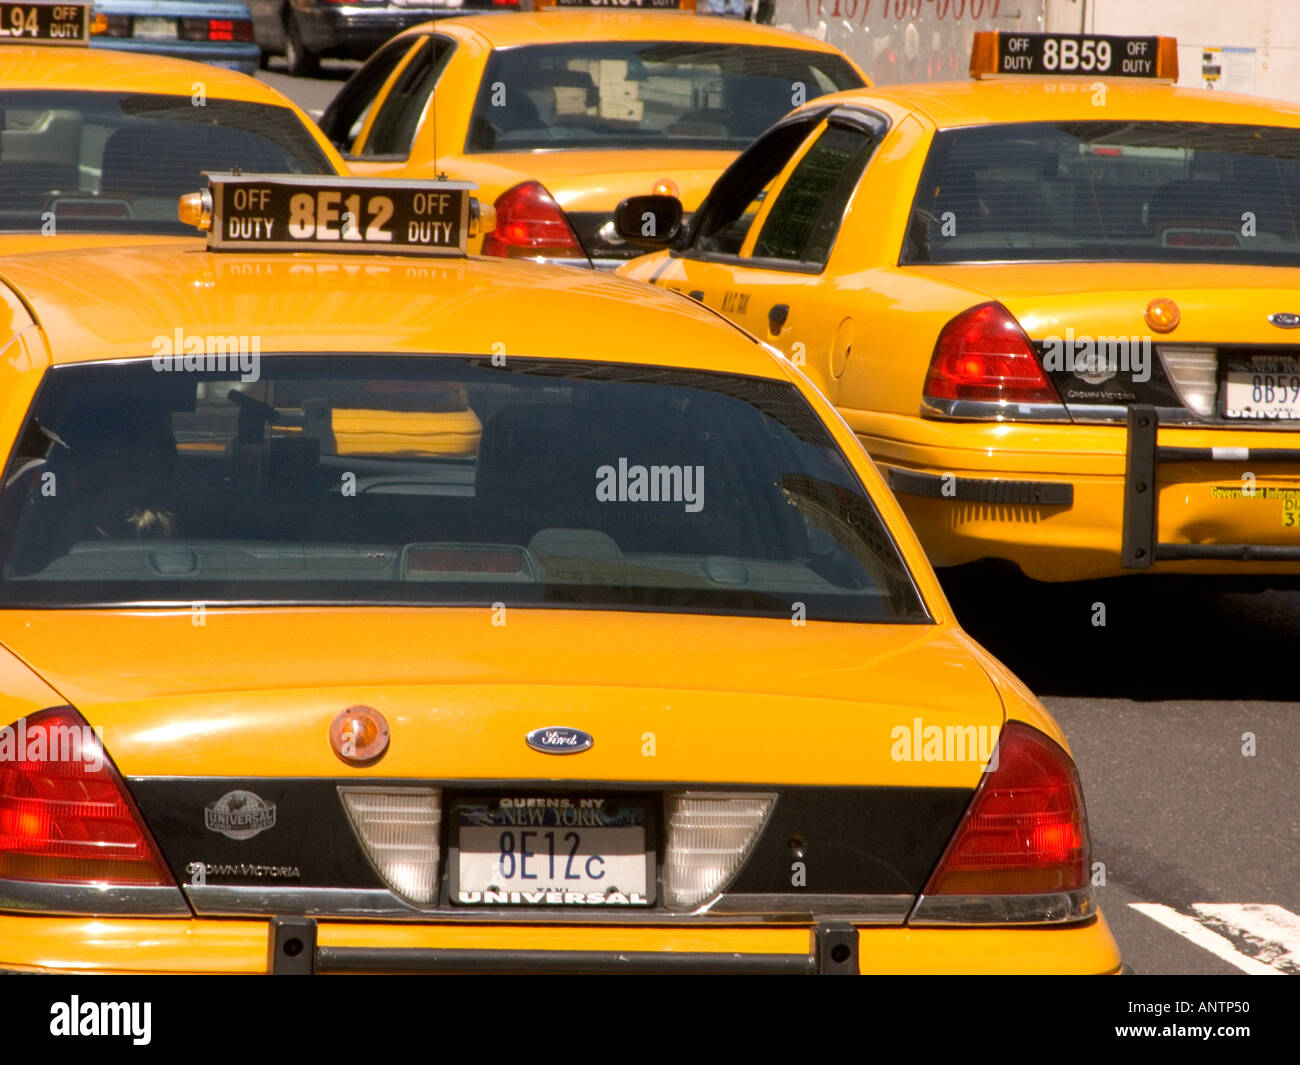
[1192,904,1300,974]
[1129,903,1283,975]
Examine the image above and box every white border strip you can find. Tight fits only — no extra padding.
[1130,903,1282,975]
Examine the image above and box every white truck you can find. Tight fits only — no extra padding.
[762,0,1300,103]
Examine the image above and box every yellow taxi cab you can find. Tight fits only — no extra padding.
[0,172,1118,974]
[616,31,1300,582]
[316,0,866,266]
[0,1,346,254]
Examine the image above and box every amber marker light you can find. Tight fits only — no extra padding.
[330,705,390,767]
[652,178,680,200]
[178,189,213,232]
[1145,297,1180,333]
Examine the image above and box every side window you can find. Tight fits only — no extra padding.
[318,37,418,153]
[359,36,455,159]
[687,115,826,257]
[750,123,876,266]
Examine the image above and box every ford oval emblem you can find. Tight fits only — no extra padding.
[526,727,593,755]
[1268,312,1300,329]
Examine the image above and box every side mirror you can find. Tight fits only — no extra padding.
[613,195,682,247]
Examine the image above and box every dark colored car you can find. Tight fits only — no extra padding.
[250,0,514,77]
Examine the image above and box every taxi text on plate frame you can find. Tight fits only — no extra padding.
[0,172,1118,974]
[616,31,1300,582]
[0,1,346,254]
[315,0,867,267]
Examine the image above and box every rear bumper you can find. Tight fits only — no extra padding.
[860,410,1300,582]
[295,8,448,56]
[0,911,1122,975]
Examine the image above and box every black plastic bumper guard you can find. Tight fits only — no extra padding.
[1122,404,1300,568]
[268,916,860,975]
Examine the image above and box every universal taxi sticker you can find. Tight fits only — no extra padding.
[197,173,474,256]
[204,789,277,840]
[0,2,89,45]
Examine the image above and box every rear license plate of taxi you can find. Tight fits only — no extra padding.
[133,16,177,39]
[452,797,651,906]
[1222,356,1300,421]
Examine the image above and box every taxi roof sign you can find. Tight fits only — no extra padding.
[527,0,696,11]
[0,2,91,45]
[970,32,1178,82]
[182,173,479,257]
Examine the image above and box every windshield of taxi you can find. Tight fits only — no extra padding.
[0,357,926,622]
[465,42,863,151]
[0,91,333,235]
[903,121,1300,266]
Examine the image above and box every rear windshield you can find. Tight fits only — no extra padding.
[0,91,333,235]
[465,42,863,152]
[903,121,1300,266]
[0,357,926,622]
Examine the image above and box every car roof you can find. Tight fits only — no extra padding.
[814,77,1300,130]
[404,11,852,54]
[0,46,299,104]
[1,244,781,376]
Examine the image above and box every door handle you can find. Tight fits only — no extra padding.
[768,304,789,335]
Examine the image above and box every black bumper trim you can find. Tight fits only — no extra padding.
[887,467,1073,506]
[269,916,857,974]
[1122,404,1300,569]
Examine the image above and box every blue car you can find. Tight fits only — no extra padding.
[91,0,261,74]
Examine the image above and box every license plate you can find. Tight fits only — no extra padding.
[134,16,177,39]
[453,797,650,906]
[1221,357,1300,421]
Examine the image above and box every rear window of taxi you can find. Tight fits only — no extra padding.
[903,121,1300,266]
[466,42,864,152]
[0,91,333,234]
[0,357,926,622]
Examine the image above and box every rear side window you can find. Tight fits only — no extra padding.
[0,357,926,623]
[0,91,333,234]
[318,37,416,151]
[359,36,455,158]
[751,122,876,265]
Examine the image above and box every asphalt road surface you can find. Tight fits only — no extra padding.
[264,62,1300,977]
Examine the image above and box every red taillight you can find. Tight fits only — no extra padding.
[493,0,520,6]
[482,181,584,260]
[180,17,253,41]
[923,302,1062,407]
[0,707,172,885]
[923,722,1088,896]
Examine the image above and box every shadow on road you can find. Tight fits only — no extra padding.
[941,567,1300,701]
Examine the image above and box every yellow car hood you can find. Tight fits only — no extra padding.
[435,149,737,212]
[0,608,1004,787]
[907,262,1300,343]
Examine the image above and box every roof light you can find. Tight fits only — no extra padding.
[3,2,92,45]
[923,302,1064,416]
[178,189,213,232]
[177,173,479,258]
[970,31,1178,81]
